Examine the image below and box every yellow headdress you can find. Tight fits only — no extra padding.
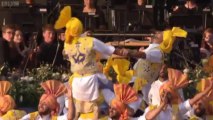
[160,27,187,53]
[111,59,134,84]
[103,58,134,84]
[54,6,83,44]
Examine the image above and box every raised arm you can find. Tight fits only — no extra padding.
[127,49,146,59]
[145,92,169,120]
[189,80,213,106]
[114,48,146,59]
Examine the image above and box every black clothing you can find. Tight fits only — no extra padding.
[37,41,64,66]
[0,38,22,68]
[0,38,10,66]
[173,5,201,14]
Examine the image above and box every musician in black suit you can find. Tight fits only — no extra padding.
[0,25,15,66]
[74,0,107,31]
[36,24,64,66]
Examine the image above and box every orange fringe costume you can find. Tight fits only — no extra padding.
[111,84,138,120]
[0,80,15,115]
[0,80,26,120]
[159,68,188,104]
[29,80,67,119]
[159,68,188,120]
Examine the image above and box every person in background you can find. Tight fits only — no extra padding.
[200,28,213,58]
[58,29,65,42]
[57,28,70,69]
[137,0,146,6]
[0,25,15,68]
[79,0,106,31]
[173,0,201,14]
[36,24,64,66]
[13,25,29,58]
[9,25,30,69]
[0,24,25,69]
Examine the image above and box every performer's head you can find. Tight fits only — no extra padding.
[38,101,52,115]
[38,94,59,116]
[109,84,138,120]
[65,17,83,44]
[109,105,122,119]
[159,64,168,81]
[84,0,96,8]
[152,31,163,44]
[14,25,24,44]
[193,100,206,118]
[0,81,15,116]
[38,80,67,116]
[1,24,15,42]
[42,24,55,44]
[137,0,146,6]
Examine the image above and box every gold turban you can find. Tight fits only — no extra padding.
[111,84,138,120]
[160,27,187,53]
[39,80,67,115]
[65,17,83,44]
[54,6,83,44]
[159,68,188,104]
[0,81,15,115]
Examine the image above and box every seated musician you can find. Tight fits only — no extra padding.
[173,0,201,14]
[75,0,107,31]
[36,24,65,66]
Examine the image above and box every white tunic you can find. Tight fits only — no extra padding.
[136,100,194,120]
[134,44,163,104]
[148,79,167,106]
[72,38,115,101]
